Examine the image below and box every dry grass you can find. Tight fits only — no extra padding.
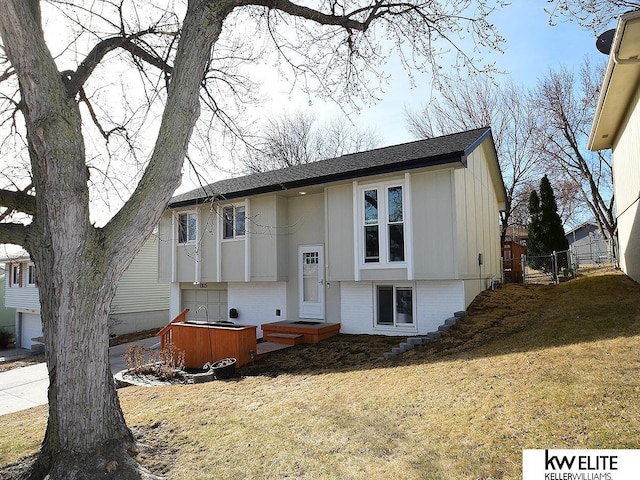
[1,267,639,479]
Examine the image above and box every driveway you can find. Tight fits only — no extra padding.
[0,336,159,416]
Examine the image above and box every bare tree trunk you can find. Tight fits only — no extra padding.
[0,1,229,478]
[27,248,149,479]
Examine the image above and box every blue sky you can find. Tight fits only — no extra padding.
[255,0,614,149]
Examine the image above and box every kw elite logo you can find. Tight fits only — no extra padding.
[523,449,640,480]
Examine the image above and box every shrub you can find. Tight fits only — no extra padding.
[0,328,14,348]
[122,342,186,382]
[122,344,146,370]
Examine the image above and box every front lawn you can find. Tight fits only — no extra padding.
[1,268,639,479]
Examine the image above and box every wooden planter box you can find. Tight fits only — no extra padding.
[161,322,257,369]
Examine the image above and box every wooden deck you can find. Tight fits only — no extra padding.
[261,321,341,345]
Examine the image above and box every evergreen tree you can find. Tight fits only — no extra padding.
[527,189,542,258]
[527,175,569,271]
[539,175,569,267]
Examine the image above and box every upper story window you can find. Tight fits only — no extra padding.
[361,183,405,265]
[223,205,246,239]
[11,264,21,287]
[27,264,36,285]
[178,212,197,244]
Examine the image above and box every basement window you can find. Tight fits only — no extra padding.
[376,284,414,328]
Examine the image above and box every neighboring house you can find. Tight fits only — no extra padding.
[503,225,528,245]
[2,236,169,349]
[0,273,16,337]
[565,222,612,265]
[159,127,506,337]
[588,10,640,282]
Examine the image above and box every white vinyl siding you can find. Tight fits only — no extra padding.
[326,184,354,281]
[611,86,640,282]
[4,263,40,311]
[411,170,457,278]
[454,144,501,283]
[110,236,169,315]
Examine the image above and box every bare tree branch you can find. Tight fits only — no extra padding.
[64,31,174,96]
[0,221,29,246]
[0,183,35,215]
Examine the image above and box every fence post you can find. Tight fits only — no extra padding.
[552,250,558,284]
[521,254,527,284]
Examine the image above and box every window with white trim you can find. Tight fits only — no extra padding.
[11,264,21,287]
[376,284,414,327]
[27,264,36,285]
[361,183,405,265]
[178,212,197,244]
[223,205,246,239]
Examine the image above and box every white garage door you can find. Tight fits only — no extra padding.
[20,312,43,349]
[182,289,228,323]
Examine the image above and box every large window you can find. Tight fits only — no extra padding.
[376,285,414,327]
[178,212,197,244]
[361,184,405,265]
[223,205,246,239]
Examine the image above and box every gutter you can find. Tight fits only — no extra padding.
[588,9,640,150]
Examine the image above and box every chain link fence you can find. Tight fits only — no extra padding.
[503,239,616,285]
[571,238,614,266]
[522,250,576,285]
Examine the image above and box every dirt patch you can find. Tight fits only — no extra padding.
[110,328,160,347]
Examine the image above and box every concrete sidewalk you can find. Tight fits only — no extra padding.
[0,337,159,416]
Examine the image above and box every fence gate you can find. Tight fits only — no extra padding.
[522,250,576,285]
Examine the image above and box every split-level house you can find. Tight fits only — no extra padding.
[159,127,506,337]
[588,10,640,283]
[2,236,169,349]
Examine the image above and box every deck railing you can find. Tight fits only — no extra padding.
[157,308,189,349]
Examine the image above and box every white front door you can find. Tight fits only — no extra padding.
[299,245,325,319]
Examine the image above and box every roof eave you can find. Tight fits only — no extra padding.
[589,10,640,151]
[168,152,466,209]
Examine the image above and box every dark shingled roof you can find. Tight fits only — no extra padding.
[170,127,493,208]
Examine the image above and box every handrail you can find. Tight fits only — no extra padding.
[157,308,189,349]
